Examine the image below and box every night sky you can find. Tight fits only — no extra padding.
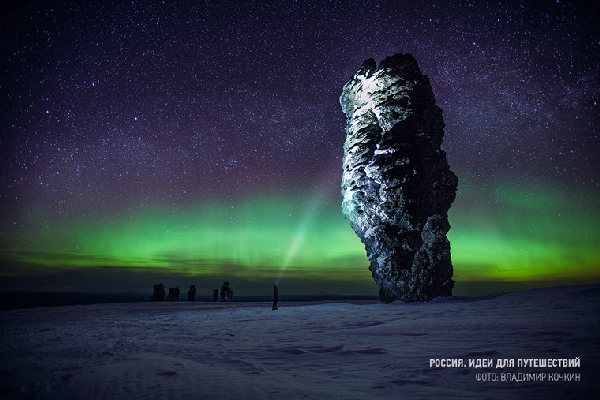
[1,0,599,297]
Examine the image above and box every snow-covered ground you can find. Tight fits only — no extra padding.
[1,285,598,399]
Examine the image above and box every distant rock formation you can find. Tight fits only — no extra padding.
[166,287,180,301]
[150,283,166,302]
[220,281,233,302]
[340,54,458,303]
[188,285,196,301]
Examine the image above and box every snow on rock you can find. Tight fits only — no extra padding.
[340,54,459,303]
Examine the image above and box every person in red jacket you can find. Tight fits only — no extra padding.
[272,284,279,310]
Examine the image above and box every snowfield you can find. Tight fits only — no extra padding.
[1,284,598,399]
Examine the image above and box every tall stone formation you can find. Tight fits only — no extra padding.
[150,283,166,302]
[340,54,458,303]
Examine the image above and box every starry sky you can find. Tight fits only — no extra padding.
[1,0,599,297]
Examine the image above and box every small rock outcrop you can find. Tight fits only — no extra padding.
[220,281,233,302]
[340,54,458,303]
[150,283,166,302]
[187,285,196,301]
[166,287,180,301]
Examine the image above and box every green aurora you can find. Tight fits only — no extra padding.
[1,180,599,296]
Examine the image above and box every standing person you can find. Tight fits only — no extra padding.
[272,284,279,310]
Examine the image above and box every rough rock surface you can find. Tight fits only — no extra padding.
[340,54,458,303]
[220,281,233,302]
[165,287,180,301]
[150,283,165,302]
[187,285,196,301]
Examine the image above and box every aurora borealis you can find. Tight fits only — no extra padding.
[1,0,599,297]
